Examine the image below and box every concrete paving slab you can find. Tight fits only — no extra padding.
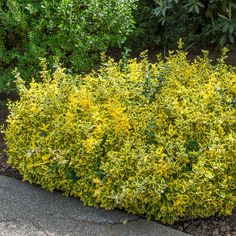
[0,175,191,236]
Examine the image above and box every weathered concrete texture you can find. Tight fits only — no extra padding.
[0,175,191,236]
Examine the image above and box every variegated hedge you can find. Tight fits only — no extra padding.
[4,50,236,223]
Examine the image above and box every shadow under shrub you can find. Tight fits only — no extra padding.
[4,50,236,224]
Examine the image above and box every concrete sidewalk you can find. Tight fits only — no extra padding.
[0,175,191,236]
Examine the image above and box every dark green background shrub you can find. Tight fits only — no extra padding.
[153,0,236,46]
[127,0,236,51]
[0,0,136,92]
[5,51,236,223]
[125,0,160,49]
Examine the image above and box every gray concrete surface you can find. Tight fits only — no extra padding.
[0,175,191,236]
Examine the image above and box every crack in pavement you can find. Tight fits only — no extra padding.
[30,220,51,236]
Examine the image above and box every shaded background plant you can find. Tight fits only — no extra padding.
[127,0,236,52]
[154,0,236,47]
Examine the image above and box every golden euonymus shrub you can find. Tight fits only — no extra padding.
[4,51,236,223]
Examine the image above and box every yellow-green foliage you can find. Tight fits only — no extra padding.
[5,51,236,223]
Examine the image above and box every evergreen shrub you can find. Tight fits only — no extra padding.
[0,0,136,92]
[4,50,236,223]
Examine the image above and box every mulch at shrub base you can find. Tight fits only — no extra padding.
[0,101,235,236]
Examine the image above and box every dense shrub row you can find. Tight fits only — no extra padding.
[0,0,136,92]
[4,51,236,223]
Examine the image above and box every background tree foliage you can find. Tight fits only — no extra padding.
[128,0,236,50]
